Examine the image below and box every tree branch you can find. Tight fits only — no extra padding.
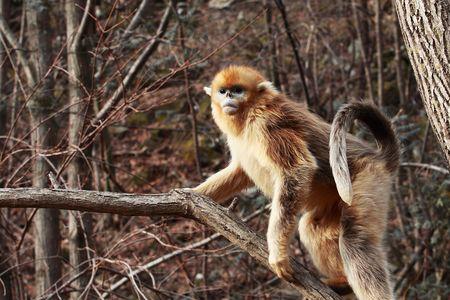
[72,0,92,50]
[351,0,375,104]
[92,1,173,124]
[400,162,449,175]
[274,0,312,107]
[0,14,35,85]
[123,0,150,39]
[0,188,341,299]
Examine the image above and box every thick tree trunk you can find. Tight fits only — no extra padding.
[26,0,61,295]
[395,0,450,167]
[65,1,93,298]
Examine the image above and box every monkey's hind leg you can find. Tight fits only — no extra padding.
[299,212,353,296]
[338,165,394,300]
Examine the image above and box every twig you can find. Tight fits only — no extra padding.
[274,0,312,107]
[227,197,239,213]
[48,172,61,189]
[351,0,375,103]
[72,0,93,50]
[419,121,430,163]
[394,227,435,292]
[15,208,38,251]
[400,162,449,175]
[264,0,280,88]
[178,12,202,178]
[393,13,405,106]
[6,4,26,175]
[103,202,270,298]
[92,1,173,124]
[123,0,150,39]
[374,0,383,106]
[0,14,35,85]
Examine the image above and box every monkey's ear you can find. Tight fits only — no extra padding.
[204,86,212,96]
[257,81,278,93]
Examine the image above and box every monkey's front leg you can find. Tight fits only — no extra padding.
[267,168,314,281]
[194,162,252,204]
[267,188,299,281]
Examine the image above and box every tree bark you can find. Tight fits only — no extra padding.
[0,188,342,300]
[395,0,450,167]
[25,0,61,295]
[65,1,93,299]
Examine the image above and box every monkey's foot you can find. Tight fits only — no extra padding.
[269,256,295,282]
[324,277,353,295]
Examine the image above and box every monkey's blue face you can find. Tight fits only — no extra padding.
[215,85,246,115]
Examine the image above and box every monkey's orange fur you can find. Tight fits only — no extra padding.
[194,65,399,300]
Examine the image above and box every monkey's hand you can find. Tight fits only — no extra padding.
[269,255,295,282]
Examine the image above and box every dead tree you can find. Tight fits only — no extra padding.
[65,1,93,298]
[25,0,62,295]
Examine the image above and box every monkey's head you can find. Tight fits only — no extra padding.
[204,65,278,117]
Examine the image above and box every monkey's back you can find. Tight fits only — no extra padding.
[265,99,377,181]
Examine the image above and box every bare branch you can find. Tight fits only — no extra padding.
[351,0,375,104]
[0,188,341,300]
[103,203,271,298]
[274,0,312,107]
[400,162,449,175]
[92,1,173,124]
[0,14,35,85]
[72,0,93,50]
[123,0,150,39]
[374,0,383,106]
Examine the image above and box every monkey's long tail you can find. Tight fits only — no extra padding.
[329,102,400,205]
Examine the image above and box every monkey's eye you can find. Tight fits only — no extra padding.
[231,86,243,94]
[219,88,226,94]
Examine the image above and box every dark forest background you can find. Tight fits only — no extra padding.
[0,0,448,299]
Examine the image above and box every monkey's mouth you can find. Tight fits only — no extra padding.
[222,102,239,115]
